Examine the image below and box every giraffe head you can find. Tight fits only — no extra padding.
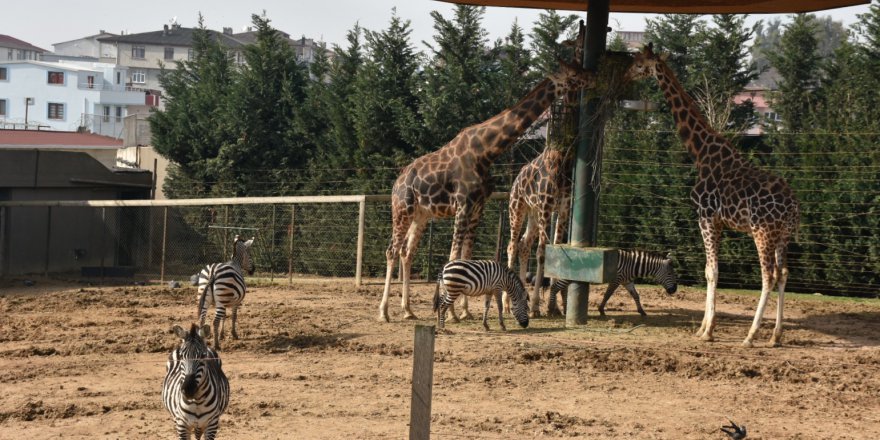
[549,60,595,94]
[625,42,668,82]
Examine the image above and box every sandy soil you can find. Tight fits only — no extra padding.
[0,277,878,439]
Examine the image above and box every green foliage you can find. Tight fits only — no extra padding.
[768,14,821,132]
[530,10,580,75]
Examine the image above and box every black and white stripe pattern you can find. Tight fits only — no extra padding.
[198,235,255,351]
[163,324,230,440]
[433,260,529,331]
[545,249,677,316]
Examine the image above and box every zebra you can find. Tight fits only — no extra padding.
[163,323,230,440]
[433,260,529,332]
[541,249,677,316]
[197,235,255,351]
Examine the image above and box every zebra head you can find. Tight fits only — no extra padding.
[232,235,256,276]
[506,271,530,328]
[171,324,213,401]
[657,253,678,294]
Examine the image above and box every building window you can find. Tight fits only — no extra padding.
[6,49,11,60]
[131,46,145,59]
[86,75,95,89]
[0,99,7,117]
[187,48,194,60]
[116,71,121,84]
[103,105,111,122]
[48,103,64,120]
[0,67,7,80]
[131,70,146,84]
[164,47,174,60]
[48,71,64,85]
[115,106,123,121]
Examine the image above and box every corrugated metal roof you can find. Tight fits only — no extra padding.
[437,0,869,13]
[97,27,245,48]
[0,34,48,53]
[0,130,123,148]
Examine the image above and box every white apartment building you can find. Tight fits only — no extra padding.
[0,61,146,136]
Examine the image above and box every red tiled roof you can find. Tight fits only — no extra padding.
[0,34,48,53]
[0,130,122,148]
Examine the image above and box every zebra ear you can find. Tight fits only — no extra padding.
[172,325,187,339]
[199,325,212,339]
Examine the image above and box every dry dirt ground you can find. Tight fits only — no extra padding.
[0,277,878,439]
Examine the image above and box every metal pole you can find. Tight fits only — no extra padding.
[288,205,295,285]
[494,200,505,262]
[0,206,6,277]
[160,207,168,283]
[44,207,52,277]
[355,199,366,286]
[567,0,609,327]
[100,207,106,279]
[223,206,229,258]
[270,204,276,283]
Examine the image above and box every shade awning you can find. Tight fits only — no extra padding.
[437,0,869,14]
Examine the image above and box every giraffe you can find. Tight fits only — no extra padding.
[626,44,800,347]
[506,146,573,317]
[378,60,596,322]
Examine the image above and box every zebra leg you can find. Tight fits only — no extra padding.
[623,282,648,316]
[213,307,226,350]
[483,294,492,331]
[175,422,191,440]
[231,307,239,340]
[456,204,485,321]
[598,282,619,316]
[204,418,221,440]
[193,427,203,439]
[494,291,506,331]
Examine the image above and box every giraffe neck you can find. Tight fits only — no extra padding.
[474,78,560,159]
[653,62,716,161]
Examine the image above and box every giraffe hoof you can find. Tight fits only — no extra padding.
[768,339,781,348]
[458,312,473,321]
[741,339,755,348]
[699,333,714,342]
[436,328,454,335]
[546,308,563,318]
[378,314,390,323]
[403,313,418,320]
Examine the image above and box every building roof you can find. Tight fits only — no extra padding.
[0,60,101,73]
[53,31,118,47]
[98,26,244,48]
[0,34,48,53]
[0,130,123,149]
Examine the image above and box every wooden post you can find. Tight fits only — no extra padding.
[160,207,168,283]
[44,207,52,277]
[270,204,276,283]
[409,325,435,440]
[355,199,366,287]
[288,204,295,285]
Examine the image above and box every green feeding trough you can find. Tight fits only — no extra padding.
[543,246,618,284]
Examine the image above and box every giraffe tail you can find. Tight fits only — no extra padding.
[432,272,443,313]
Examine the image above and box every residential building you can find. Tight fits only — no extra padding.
[734,68,782,135]
[97,23,245,102]
[232,28,324,63]
[614,31,646,51]
[0,60,147,135]
[0,129,126,169]
[0,35,47,61]
[50,30,119,61]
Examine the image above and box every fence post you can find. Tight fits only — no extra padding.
[44,206,52,277]
[160,207,168,283]
[223,206,229,258]
[355,198,366,287]
[409,324,435,440]
[100,207,106,278]
[288,204,295,285]
[270,204,276,283]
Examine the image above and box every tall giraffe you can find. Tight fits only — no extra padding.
[507,146,573,317]
[626,44,800,347]
[379,61,595,322]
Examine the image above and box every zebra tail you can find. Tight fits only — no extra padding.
[198,270,215,325]
[432,272,442,313]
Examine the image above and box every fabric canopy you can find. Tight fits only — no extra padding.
[437,0,869,14]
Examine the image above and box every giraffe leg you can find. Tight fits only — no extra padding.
[400,218,429,320]
[379,211,410,322]
[697,218,721,342]
[768,240,790,347]
[455,203,485,321]
[548,195,570,317]
[744,232,779,347]
[518,215,539,317]
[598,282,619,316]
[505,196,527,314]
[534,209,552,317]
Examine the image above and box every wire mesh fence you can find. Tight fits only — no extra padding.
[0,131,877,297]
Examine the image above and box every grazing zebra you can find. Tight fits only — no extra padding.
[198,235,255,351]
[433,260,529,331]
[163,323,230,440]
[542,249,677,316]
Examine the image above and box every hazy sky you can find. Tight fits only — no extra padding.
[3,1,873,52]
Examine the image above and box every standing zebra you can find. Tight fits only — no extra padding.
[163,323,230,440]
[198,235,255,351]
[543,249,677,316]
[433,260,530,332]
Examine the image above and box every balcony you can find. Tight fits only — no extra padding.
[77,82,146,106]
